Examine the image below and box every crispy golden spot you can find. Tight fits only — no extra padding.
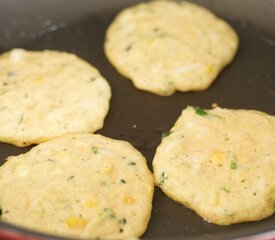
[65,217,87,229]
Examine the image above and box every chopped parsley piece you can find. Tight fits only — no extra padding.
[241,179,245,183]
[160,172,168,186]
[0,206,2,216]
[161,131,172,139]
[221,187,230,193]
[128,162,136,166]
[92,146,98,154]
[67,176,74,181]
[192,106,208,116]
[230,160,237,170]
[125,44,132,51]
[118,218,127,225]
[228,213,235,217]
[104,208,115,218]
[7,71,15,77]
[100,181,106,186]
[18,114,24,124]
[120,179,126,184]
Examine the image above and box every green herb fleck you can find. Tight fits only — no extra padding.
[90,77,97,82]
[230,160,237,170]
[160,172,168,186]
[128,162,136,166]
[104,208,115,218]
[118,218,127,225]
[92,146,98,154]
[7,71,15,77]
[120,179,126,184]
[157,32,175,38]
[67,175,74,181]
[228,213,235,217]
[18,114,24,124]
[241,179,245,183]
[161,131,172,139]
[221,187,230,193]
[125,44,132,51]
[192,106,208,116]
[0,206,2,216]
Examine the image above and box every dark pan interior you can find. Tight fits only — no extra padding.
[0,0,275,239]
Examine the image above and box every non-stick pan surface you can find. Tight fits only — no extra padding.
[0,0,275,239]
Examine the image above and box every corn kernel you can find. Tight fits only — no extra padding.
[66,217,87,229]
[85,200,97,208]
[104,166,113,175]
[55,151,69,160]
[207,66,215,74]
[30,75,44,83]
[210,150,225,167]
[124,196,135,204]
[211,150,225,161]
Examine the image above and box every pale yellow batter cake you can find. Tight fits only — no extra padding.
[0,134,154,239]
[105,0,239,96]
[0,49,111,146]
[153,106,275,225]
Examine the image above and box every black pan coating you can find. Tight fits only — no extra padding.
[0,0,275,239]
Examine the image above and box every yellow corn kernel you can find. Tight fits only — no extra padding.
[210,150,225,166]
[209,191,220,206]
[104,166,113,175]
[124,196,135,204]
[55,151,69,160]
[211,150,225,160]
[85,200,97,208]
[65,216,87,229]
[30,75,44,83]
[207,66,215,74]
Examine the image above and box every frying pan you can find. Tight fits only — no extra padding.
[0,0,275,239]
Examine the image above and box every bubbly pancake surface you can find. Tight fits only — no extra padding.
[105,0,239,96]
[0,49,111,146]
[153,106,275,225]
[0,134,154,239]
